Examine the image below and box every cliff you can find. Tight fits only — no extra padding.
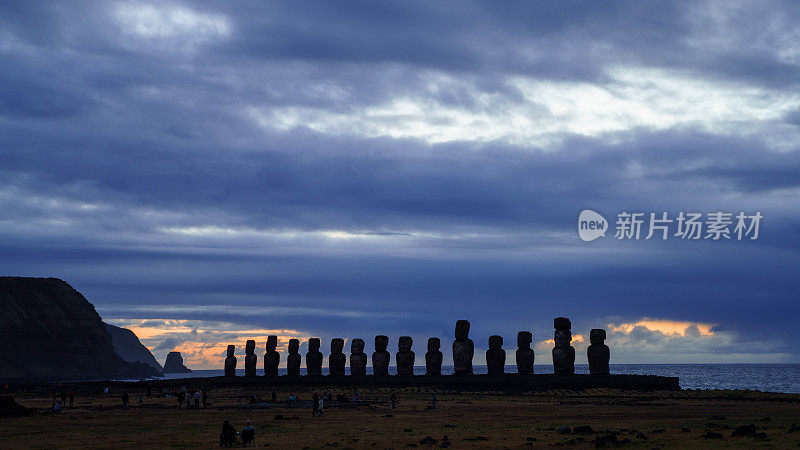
[104,323,163,372]
[0,277,162,381]
[162,351,192,373]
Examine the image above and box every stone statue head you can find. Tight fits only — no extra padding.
[288,338,299,354]
[398,336,413,351]
[427,337,440,352]
[375,335,389,352]
[226,345,235,357]
[554,329,572,347]
[309,338,321,352]
[455,320,471,341]
[517,331,532,348]
[266,335,277,352]
[590,328,606,344]
[351,338,365,354]
[331,338,344,353]
[245,339,255,354]
[489,335,503,349]
[554,317,571,330]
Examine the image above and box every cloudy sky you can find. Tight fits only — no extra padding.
[2,1,799,369]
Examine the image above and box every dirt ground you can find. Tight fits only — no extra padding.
[3,386,800,448]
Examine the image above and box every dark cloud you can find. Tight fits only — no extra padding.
[0,0,799,364]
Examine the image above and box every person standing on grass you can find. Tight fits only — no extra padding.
[312,391,319,416]
[431,394,436,410]
[68,389,74,408]
[391,391,397,409]
[202,390,208,408]
[122,391,129,409]
[177,390,184,409]
[194,389,201,409]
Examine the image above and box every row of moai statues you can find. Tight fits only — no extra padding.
[223,318,610,376]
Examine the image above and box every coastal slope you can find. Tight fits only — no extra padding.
[104,323,163,372]
[0,277,162,381]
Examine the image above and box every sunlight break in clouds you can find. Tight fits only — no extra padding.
[114,2,231,46]
[106,318,307,370]
[250,66,800,148]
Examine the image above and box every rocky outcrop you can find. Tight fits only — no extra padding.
[0,277,161,381]
[163,351,191,373]
[104,323,163,372]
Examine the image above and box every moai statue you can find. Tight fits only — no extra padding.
[486,335,505,375]
[587,329,610,375]
[329,338,346,376]
[452,320,474,375]
[350,338,367,376]
[287,338,301,376]
[516,331,534,375]
[264,335,280,377]
[224,345,237,377]
[396,336,415,376]
[245,339,257,377]
[306,338,323,375]
[372,335,390,376]
[425,337,443,376]
[552,317,575,375]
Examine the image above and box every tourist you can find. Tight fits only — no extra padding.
[52,400,62,414]
[317,393,324,417]
[219,420,237,447]
[431,394,436,410]
[241,420,255,446]
[202,390,208,408]
[68,390,74,408]
[146,385,152,398]
[194,389,201,409]
[391,391,397,409]
[312,391,319,416]
[271,388,277,402]
[60,389,67,406]
[122,391,129,409]
[177,390,184,408]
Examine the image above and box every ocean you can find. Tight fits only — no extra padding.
[158,364,800,393]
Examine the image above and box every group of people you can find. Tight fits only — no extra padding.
[175,386,208,409]
[220,419,255,447]
[311,390,329,416]
[51,389,75,412]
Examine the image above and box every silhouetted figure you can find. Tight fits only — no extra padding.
[264,336,280,377]
[287,339,301,376]
[587,329,610,375]
[271,389,276,402]
[306,338,323,375]
[245,340,257,377]
[350,338,367,376]
[329,338,346,376]
[146,385,152,398]
[202,390,208,408]
[552,317,575,375]
[425,338,443,376]
[391,391,397,409]
[515,331,534,375]
[224,345,237,377]
[241,420,255,446]
[68,390,74,408]
[453,320,474,375]
[486,335,505,375]
[396,336,415,376]
[312,391,320,416]
[220,420,237,447]
[60,389,67,407]
[122,391,129,409]
[372,335,390,376]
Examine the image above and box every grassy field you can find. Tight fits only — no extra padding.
[2,386,800,448]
